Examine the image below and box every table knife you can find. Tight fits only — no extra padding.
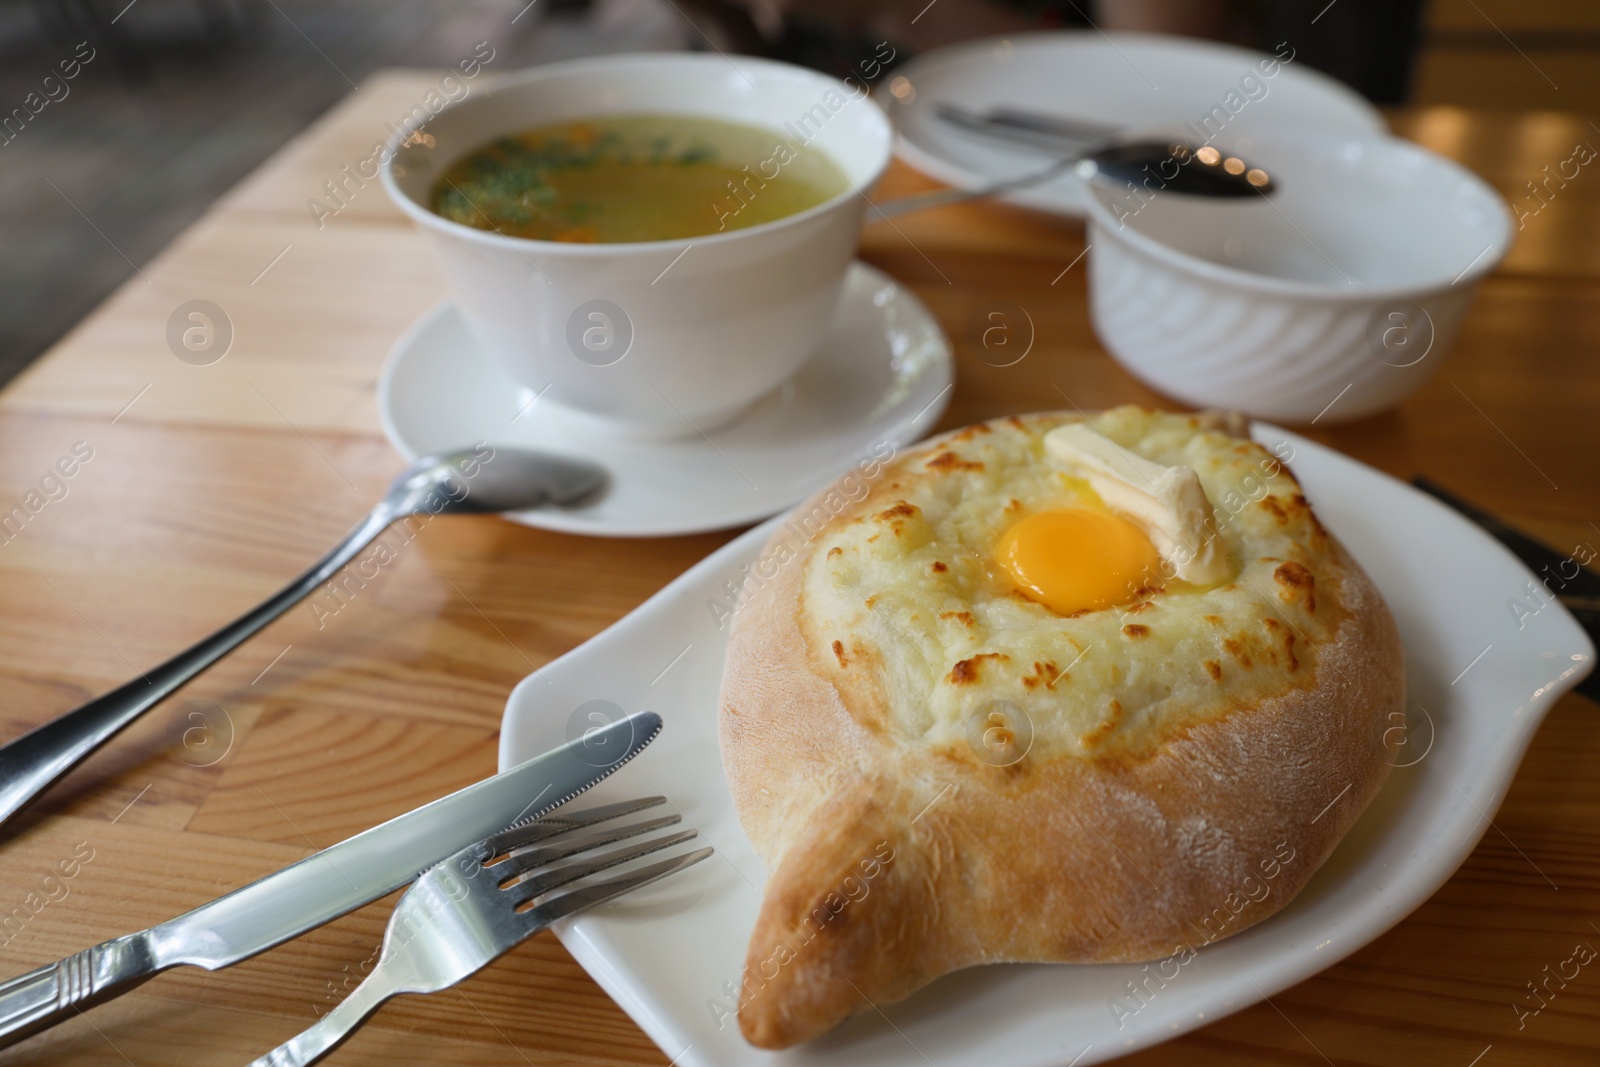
[1411,475,1600,701]
[0,709,660,1048]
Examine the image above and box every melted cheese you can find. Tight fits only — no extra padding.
[802,407,1337,761]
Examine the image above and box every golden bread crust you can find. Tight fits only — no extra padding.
[717,409,1402,1049]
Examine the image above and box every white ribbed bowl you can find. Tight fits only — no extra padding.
[1082,129,1512,424]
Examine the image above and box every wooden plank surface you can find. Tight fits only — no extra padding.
[0,70,1596,1066]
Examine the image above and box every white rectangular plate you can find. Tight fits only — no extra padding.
[499,426,1593,1067]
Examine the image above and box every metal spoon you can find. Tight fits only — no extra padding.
[864,105,1273,220]
[0,447,606,834]
[868,137,1273,222]
[868,101,1275,222]
[940,102,1275,195]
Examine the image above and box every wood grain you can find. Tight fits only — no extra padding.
[0,72,1595,1066]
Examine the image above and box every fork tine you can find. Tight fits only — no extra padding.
[507,828,700,903]
[480,796,667,856]
[489,813,682,875]
[519,847,715,928]
[533,795,666,829]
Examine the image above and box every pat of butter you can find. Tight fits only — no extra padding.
[1044,423,1232,586]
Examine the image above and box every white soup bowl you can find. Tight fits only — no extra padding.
[382,53,891,440]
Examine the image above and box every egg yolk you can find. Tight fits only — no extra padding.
[996,508,1161,615]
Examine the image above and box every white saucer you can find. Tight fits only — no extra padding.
[377,262,954,537]
[890,31,1386,218]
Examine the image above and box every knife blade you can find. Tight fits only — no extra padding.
[0,709,661,1048]
[1411,475,1600,701]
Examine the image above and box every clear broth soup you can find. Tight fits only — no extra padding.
[431,114,850,243]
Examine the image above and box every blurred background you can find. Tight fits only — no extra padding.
[1,0,1595,388]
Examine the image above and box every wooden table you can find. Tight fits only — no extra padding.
[0,72,1596,1066]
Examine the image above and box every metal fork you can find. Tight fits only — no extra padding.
[248,797,711,1067]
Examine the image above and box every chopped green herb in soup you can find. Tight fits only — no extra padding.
[430,114,851,243]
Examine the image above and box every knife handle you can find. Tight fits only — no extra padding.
[0,933,159,1048]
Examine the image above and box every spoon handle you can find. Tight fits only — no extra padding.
[0,504,396,834]
[865,157,1078,222]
